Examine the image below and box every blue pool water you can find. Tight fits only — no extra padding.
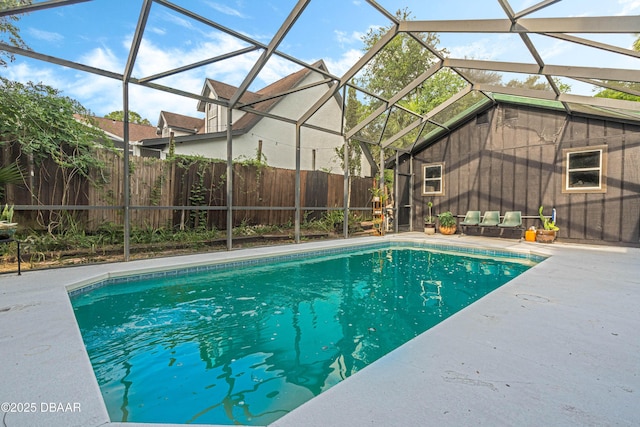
[71,245,538,425]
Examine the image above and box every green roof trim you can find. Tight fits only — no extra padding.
[492,93,565,111]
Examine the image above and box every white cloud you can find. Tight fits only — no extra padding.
[27,28,64,43]
[160,11,196,31]
[78,46,122,74]
[204,1,247,18]
[617,0,640,15]
[148,26,166,36]
[334,29,368,48]
[325,48,363,77]
[3,62,65,88]
[448,38,508,61]
[539,40,572,61]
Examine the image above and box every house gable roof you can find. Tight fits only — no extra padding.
[158,111,205,134]
[76,115,159,142]
[198,60,333,133]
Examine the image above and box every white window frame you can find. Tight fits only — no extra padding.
[563,145,607,194]
[422,163,444,196]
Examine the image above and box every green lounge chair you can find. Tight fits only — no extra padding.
[498,211,522,228]
[479,211,500,227]
[460,210,481,226]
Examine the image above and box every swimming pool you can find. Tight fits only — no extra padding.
[70,242,542,426]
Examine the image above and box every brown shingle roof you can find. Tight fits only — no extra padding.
[77,115,159,141]
[160,111,205,134]
[205,60,328,132]
[205,80,262,104]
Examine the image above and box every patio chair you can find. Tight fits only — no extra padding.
[479,211,500,227]
[478,211,501,236]
[460,210,481,226]
[498,211,523,239]
[498,211,522,228]
[459,210,482,235]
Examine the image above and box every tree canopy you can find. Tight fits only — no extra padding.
[349,8,574,155]
[0,77,112,175]
[0,0,30,67]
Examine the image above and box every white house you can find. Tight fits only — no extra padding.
[141,61,369,175]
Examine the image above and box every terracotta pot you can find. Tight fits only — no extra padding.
[439,225,457,235]
[536,229,556,243]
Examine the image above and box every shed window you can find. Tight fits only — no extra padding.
[422,163,444,195]
[563,146,607,193]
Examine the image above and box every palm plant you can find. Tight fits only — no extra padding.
[0,162,23,199]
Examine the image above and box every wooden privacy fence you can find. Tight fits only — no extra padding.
[7,150,373,231]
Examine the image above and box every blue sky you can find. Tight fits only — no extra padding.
[2,0,639,125]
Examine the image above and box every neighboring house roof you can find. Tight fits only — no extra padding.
[158,111,205,134]
[75,115,158,142]
[143,60,338,149]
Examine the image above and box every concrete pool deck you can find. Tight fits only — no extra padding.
[1,233,638,427]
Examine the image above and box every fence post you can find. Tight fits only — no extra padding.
[226,107,233,250]
[295,124,301,243]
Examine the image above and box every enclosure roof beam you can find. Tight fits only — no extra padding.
[298,24,399,126]
[0,40,340,136]
[496,0,516,22]
[0,42,123,80]
[138,80,341,135]
[543,33,640,60]
[513,0,561,20]
[137,46,261,83]
[381,85,472,149]
[380,118,425,150]
[124,0,152,82]
[497,0,570,114]
[399,16,640,34]
[344,82,388,104]
[475,83,640,111]
[365,0,399,24]
[571,77,640,97]
[153,0,338,82]
[345,62,443,140]
[240,78,336,108]
[444,58,640,83]
[229,0,310,107]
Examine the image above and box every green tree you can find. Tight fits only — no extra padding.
[593,36,640,102]
[356,9,445,99]
[0,0,31,67]
[0,77,114,231]
[104,110,152,125]
[354,8,455,157]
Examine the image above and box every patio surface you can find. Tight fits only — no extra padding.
[1,233,638,427]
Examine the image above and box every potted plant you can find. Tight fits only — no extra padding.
[536,205,559,243]
[437,211,457,235]
[424,202,436,235]
[370,186,386,203]
[0,203,18,240]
